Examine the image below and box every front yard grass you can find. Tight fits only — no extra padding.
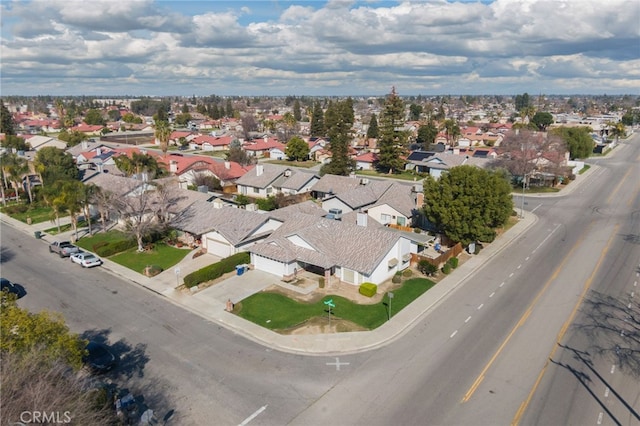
[265,159,318,168]
[237,278,435,331]
[109,244,191,274]
[75,230,130,250]
[355,169,426,182]
[1,204,53,224]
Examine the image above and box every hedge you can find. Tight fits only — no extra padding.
[183,252,250,288]
[359,282,377,297]
[441,263,451,274]
[448,257,459,269]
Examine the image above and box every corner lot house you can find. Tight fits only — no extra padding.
[249,213,412,286]
[235,164,318,198]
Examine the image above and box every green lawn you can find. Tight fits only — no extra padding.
[109,243,191,274]
[579,165,591,174]
[1,204,53,224]
[265,159,318,168]
[43,220,88,235]
[355,169,426,182]
[75,230,130,250]
[237,278,435,331]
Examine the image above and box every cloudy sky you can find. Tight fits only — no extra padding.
[1,0,638,97]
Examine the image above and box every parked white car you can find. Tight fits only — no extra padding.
[70,252,103,268]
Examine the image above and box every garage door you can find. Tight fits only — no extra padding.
[253,255,285,276]
[206,238,232,258]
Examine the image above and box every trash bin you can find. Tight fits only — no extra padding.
[34,231,42,239]
[236,265,245,276]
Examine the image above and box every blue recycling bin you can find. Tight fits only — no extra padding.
[236,265,245,276]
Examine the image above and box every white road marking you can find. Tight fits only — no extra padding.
[499,282,505,287]
[634,281,637,286]
[629,303,633,309]
[489,292,495,298]
[517,264,522,269]
[509,272,514,277]
[239,405,268,426]
[597,412,603,424]
[465,316,472,323]
[611,365,616,374]
[450,330,458,338]
[604,388,609,398]
[632,291,635,297]
[326,357,350,371]
[477,304,484,310]
[531,203,543,213]
[525,256,530,261]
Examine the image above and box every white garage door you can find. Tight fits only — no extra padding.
[253,255,285,276]
[207,238,232,258]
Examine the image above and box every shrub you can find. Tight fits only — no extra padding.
[417,260,437,276]
[4,204,28,214]
[392,274,402,283]
[474,244,483,255]
[183,252,250,288]
[441,263,451,274]
[318,277,325,288]
[359,282,377,297]
[92,241,109,252]
[448,257,459,269]
[402,269,413,277]
[94,239,137,257]
[145,265,163,277]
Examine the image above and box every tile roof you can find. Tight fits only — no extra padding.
[272,169,318,191]
[330,180,393,209]
[250,214,401,275]
[268,200,327,222]
[311,174,361,195]
[235,164,288,189]
[171,200,270,244]
[370,183,417,217]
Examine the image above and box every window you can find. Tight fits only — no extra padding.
[381,213,391,224]
[253,187,259,193]
[397,216,406,226]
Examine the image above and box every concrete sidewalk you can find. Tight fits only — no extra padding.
[3,165,600,354]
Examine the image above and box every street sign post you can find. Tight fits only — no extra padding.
[324,299,335,329]
[387,292,394,320]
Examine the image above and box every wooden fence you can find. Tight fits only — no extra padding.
[411,242,463,267]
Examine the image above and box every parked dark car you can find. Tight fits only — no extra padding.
[1,277,25,298]
[84,341,117,373]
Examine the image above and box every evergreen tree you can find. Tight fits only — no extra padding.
[366,114,379,139]
[310,101,325,137]
[320,99,355,176]
[376,87,407,173]
[0,100,16,135]
[293,99,302,122]
[416,121,438,149]
[226,99,233,118]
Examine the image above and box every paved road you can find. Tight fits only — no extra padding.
[2,135,638,425]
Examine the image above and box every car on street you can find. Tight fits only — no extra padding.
[49,241,80,258]
[0,277,23,297]
[70,252,103,268]
[83,341,117,373]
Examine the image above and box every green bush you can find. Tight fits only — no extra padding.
[448,257,459,269]
[441,263,451,274]
[392,274,402,283]
[91,241,109,252]
[417,259,437,276]
[145,265,163,277]
[474,244,482,255]
[94,239,137,257]
[4,204,28,214]
[402,269,413,277]
[318,277,325,288]
[183,252,250,288]
[359,282,377,297]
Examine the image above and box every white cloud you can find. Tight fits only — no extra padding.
[1,0,638,95]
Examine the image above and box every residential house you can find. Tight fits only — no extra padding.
[171,200,278,257]
[310,173,362,199]
[354,152,378,170]
[407,152,491,178]
[248,213,413,286]
[190,134,235,151]
[243,137,286,159]
[21,135,67,151]
[160,154,251,188]
[235,164,318,198]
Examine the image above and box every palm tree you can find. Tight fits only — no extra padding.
[42,182,65,233]
[440,119,460,148]
[1,153,29,203]
[154,120,171,157]
[60,180,85,242]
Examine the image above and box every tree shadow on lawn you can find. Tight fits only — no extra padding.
[80,328,150,380]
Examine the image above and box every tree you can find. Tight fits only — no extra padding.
[416,121,438,150]
[0,296,117,424]
[59,180,85,242]
[241,114,258,139]
[34,147,79,185]
[423,166,513,245]
[1,135,29,151]
[515,93,531,111]
[114,182,184,251]
[310,101,325,137]
[293,99,302,122]
[154,120,171,157]
[366,114,379,139]
[550,126,594,160]
[41,181,67,232]
[0,99,15,135]
[376,87,408,173]
[226,99,233,118]
[409,104,423,121]
[0,294,86,369]
[226,140,252,166]
[285,136,310,161]
[89,185,115,232]
[256,195,278,211]
[57,129,88,147]
[1,153,29,203]
[174,113,192,127]
[608,121,626,143]
[107,109,121,121]
[440,118,460,148]
[84,109,105,125]
[531,111,553,131]
[192,172,221,191]
[114,151,165,178]
[320,99,355,176]
[279,112,298,141]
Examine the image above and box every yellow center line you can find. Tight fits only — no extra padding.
[606,166,633,205]
[511,224,619,425]
[461,224,590,403]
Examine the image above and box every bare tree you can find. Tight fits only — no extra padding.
[241,114,258,140]
[493,129,567,178]
[113,183,185,251]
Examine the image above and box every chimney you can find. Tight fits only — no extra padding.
[224,161,230,169]
[416,192,424,209]
[96,147,102,155]
[263,135,268,143]
[356,210,368,227]
[82,140,89,150]
[256,164,263,176]
[170,160,178,173]
[453,148,460,155]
